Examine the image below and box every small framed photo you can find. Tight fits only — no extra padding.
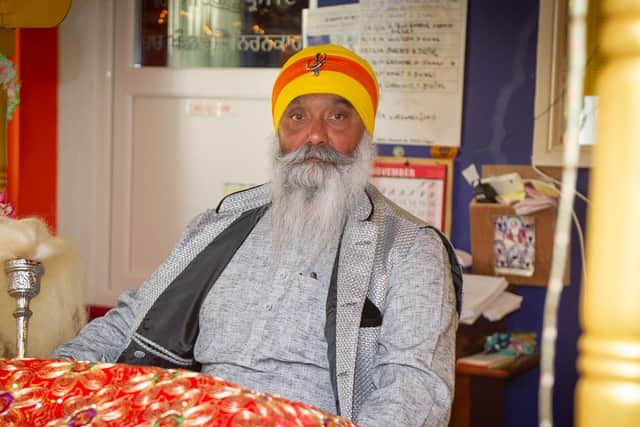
[493,215,535,277]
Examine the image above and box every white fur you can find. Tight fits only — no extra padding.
[0,217,87,358]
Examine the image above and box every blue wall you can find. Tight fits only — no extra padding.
[319,0,589,426]
[452,2,588,427]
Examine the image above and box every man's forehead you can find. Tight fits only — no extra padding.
[287,94,355,108]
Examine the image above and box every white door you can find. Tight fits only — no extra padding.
[59,0,280,305]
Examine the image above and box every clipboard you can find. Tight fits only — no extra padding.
[371,156,453,237]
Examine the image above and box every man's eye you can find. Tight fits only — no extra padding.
[330,112,347,120]
[289,112,304,120]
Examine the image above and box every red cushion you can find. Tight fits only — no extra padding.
[0,358,358,426]
[87,305,111,321]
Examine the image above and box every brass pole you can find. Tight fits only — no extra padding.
[576,0,640,426]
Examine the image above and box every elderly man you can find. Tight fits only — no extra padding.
[54,44,461,426]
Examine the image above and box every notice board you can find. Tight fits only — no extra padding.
[303,0,468,147]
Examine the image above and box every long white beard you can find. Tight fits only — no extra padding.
[269,134,376,265]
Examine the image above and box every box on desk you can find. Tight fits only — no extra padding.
[469,200,570,286]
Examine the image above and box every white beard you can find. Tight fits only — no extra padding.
[268,134,376,265]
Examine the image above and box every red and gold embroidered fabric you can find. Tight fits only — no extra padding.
[0,358,358,427]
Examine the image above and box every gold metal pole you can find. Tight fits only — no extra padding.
[576,1,640,426]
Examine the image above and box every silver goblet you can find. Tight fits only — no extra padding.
[4,259,44,358]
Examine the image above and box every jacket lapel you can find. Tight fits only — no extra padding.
[335,188,378,420]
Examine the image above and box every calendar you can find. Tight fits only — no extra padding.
[371,161,448,232]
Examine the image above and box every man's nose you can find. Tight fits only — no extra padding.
[307,117,328,145]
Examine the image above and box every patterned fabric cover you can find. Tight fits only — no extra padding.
[0,358,359,427]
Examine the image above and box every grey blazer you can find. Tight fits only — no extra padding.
[54,184,460,426]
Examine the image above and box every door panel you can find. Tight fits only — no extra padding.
[60,0,282,304]
[110,1,279,296]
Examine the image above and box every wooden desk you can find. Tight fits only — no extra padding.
[449,353,539,427]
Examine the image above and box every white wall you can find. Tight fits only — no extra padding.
[58,0,113,305]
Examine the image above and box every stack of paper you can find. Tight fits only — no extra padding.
[481,172,525,204]
[460,274,509,325]
[456,352,516,369]
[483,291,523,321]
[513,196,557,215]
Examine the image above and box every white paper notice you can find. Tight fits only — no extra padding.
[302,4,360,51]
[358,0,467,147]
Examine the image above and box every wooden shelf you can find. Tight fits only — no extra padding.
[451,352,539,427]
[455,352,540,379]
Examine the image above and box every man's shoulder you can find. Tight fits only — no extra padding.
[180,184,269,241]
[366,185,462,314]
[214,184,270,214]
[367,184,427,229]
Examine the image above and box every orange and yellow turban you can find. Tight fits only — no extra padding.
[272,44,379,135]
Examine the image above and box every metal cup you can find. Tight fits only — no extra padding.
[4,259,44,358]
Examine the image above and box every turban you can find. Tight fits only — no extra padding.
[272,44,379,135]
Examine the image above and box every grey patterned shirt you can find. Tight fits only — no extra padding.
[195,210,338,413]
